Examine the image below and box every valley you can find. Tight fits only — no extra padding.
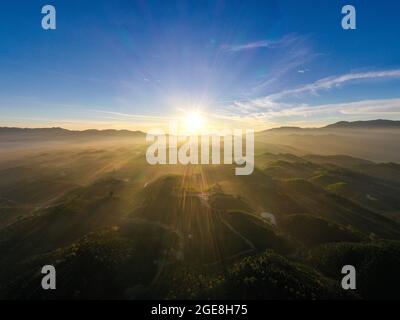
[1,122,400,299]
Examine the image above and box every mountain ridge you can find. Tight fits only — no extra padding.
[2,119,400,136]
[263,119,400,133]
[0,126,145,135]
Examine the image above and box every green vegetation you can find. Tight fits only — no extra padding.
[301,241,400,299]
[165,251,355,300]
[280,214,365,246]
[1,131,400,299]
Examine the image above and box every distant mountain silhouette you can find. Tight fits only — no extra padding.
[264,119,400,133]
[324,119,400,129]
[1,119,400,140]
[0,127,145,141]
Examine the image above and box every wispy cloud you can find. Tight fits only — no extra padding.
[219,98,400,123]
[201,97,400,131]
[92,110,174,121]
[314,98,400,116]
[232,68,400,112]
[223,34,316,94]
[269,69,400,101]
[222,40,275,52]
[221,34,299,52]
[210,68,400,128]
[297,69,310,74]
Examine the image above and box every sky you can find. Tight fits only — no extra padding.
[0,0,400,131]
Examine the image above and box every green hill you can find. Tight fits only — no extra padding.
[280,214,365,246]
[1,140,400,299]
[301,241,400,299]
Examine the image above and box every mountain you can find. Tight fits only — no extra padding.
[263,119,400,133]
[324,119,400,129]
[1,136,400,299]
[0,127,146,149]
[0,127,144,139]
[257,120,400,163]
[2,119,399,139]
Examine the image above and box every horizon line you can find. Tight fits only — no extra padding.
[1,118,400,134]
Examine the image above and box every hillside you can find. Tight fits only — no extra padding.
[257,120,400,163]
[1,125,400,299]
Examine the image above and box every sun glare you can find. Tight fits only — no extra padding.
[185,111,205,134]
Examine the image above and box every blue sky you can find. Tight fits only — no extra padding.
[1,0,400,130]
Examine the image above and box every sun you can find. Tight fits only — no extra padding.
[185,111,205,134]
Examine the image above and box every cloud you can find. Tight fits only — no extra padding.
[92,110,176,122]
[321,98,400,116]
[227,98,400,121]
[269,69,400,101]
[224,34,316,94]
[222,34,299,52]
[297,69,309,74]
[229,68,400,113]
[222,40,274,52]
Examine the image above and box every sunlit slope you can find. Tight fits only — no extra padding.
[0,177,136,281]
[278,178,400,238]
[256,153,400,232]
[0,144,144,227]
[131,172,293,265]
